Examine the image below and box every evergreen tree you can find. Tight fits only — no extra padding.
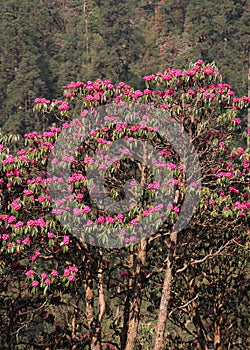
[55,0,93,88]
[82,0,146,85]
[0,0,249,135]
[0,0,61,134]
[181,0,250,95]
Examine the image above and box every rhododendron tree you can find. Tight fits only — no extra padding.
[0,61,249,350]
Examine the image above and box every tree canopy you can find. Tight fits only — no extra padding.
[0,60,249,349]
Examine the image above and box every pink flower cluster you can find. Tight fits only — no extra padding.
[234,201,249,211]
[63,266,78,282]
[11,198,21,211]
[216,172,233,178]
[2,154,15,165]
[34,98,50,104]
[143,203,164,217]
[73,205,91,216]
[147,181,160,190]
[58,101,70,111]
[26,268,60,288]
[26,218,46,227]
[68,173,86,183]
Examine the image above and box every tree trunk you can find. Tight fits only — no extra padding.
[96,249,106,347]
[121,142,149,350]
[85,254,102,350]
[153,231,177,350]
[120,252,132,350]
[214,315,223,350]
[123,239,147,350]
[83,0,89,55]
[190,284,208,350]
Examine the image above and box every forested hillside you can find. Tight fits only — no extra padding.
[0,0,249,135]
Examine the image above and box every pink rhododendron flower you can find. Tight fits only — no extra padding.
[51,270,59,277]
[8,216,16,224]
[25,270,35,277]
[35,97,50,104]
[23,189,33,196]
[237,147,244,155]
[85,156,94,164]
[185,70,195,76]
[22,237,31,245]
[231,118,241,124]
[130,219,137,226]
[97,216,105,224]
[64,268,70,276]
[174,206,180,213]
[202,66,213,75]
[167,204,174,211]
[58,101,69,111]
[229,186,240,194]
[32,280,39,287]
[51,157,58,164]
[62,236,70,245]
[15,221,24,228]
[106,216,115,224]
[117,213,124,222]
[167,163,176,170]
[73,208,84,216]
[48,232,54,239]
[1,234,9,240]
[69,266,78,273]
[86,220,93,226]
[83,205,91,213]
[35,218,46,227]
[11,202,21,211]
[147,181,160,190]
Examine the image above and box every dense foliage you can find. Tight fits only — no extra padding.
[0,61,249,350]
[0,0,249,135]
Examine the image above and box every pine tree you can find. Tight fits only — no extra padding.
[181,0,250,95]
[0,0,61,134]
[55,0,92,88]
[81,0,146,85]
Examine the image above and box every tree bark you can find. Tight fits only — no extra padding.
[121,142,149,350]
[120,246,133,350]
[123,239,147,350]
[190,283,208,350]
[153,230,177,350]
[83,0,89,55]
[214,315,223,350]
[85,253,102,350]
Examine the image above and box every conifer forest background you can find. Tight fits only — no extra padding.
[0,0,249,136]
